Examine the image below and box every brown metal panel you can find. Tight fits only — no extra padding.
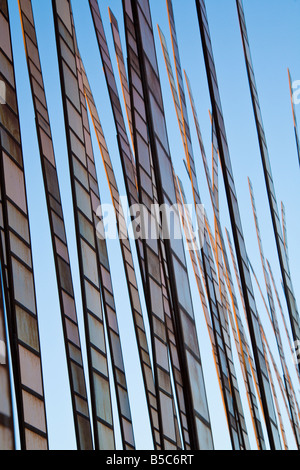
[18,0,93,449]
[0,0,48,449]
[235,0,300,374]
[195,0,281,449]
[126,0,214,450]
[51,0,115,450]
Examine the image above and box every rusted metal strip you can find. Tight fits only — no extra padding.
[18,0,93,449]
[248,178,300,448]
[195,0,281,449]
[82,5,162,448]
[0,0,48,449]
[288,68,300,166]
[52,0,115,449]
[235,0,300,372]
[127,0,214,450]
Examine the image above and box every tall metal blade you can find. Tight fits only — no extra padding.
[51,0,115,449]
[127,0,214,450]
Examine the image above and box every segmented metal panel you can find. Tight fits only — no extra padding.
[0,0,48,449]
[0,239,14,450]
[249,178,300,448]
[18,0,93,449]
[124,1,183,449]
[126,0,214,449]
[195,0,281,449]
[51,0,115,449]
[236,0,300,366]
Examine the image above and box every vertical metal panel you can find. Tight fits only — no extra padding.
[249,178,300,448]
[0,0,48,449]
[182,72,265,447]
[72,20,135,449]
[18,0,93,449]
[128,0,214,450]
[0,238,14,450]
[195,0,281,449]
[235,0,300,373]
[51,0,115,450]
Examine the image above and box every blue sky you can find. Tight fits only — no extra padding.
[6,0,300,450]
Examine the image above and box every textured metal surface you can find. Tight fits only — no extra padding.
[18,0,93,449]
[52,0,115,449]
[0,0,48,449]
[249,178,300,448]
[235,0,300,368]
[127,0,214,450]
[196,0,281,449]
